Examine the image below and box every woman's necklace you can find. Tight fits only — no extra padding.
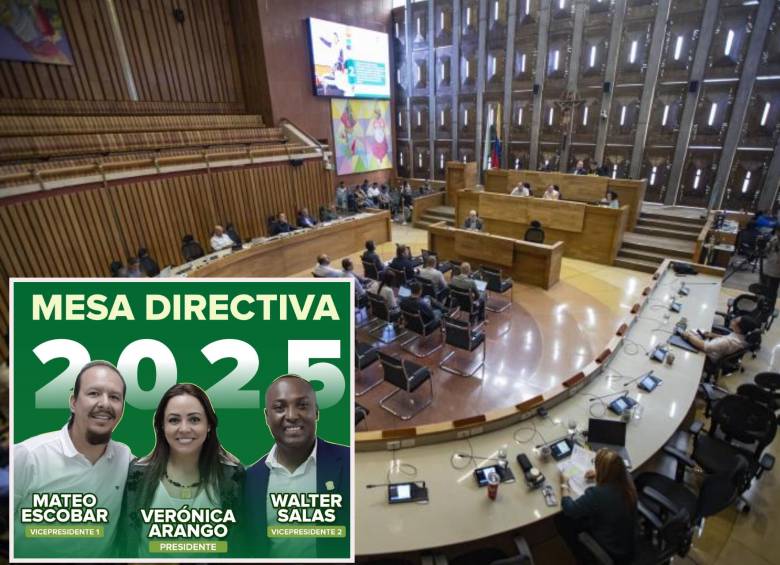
[164,470,201,499]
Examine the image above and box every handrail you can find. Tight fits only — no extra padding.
[278,118,328,153]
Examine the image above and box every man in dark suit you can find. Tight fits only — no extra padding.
[244,375,350,559]
[388,244,417,282]
[400,281,445,324]
[271,212,297,235]
[297,207,318,228]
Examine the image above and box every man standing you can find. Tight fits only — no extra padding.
[14,361,133,558]
[244,375,350,558]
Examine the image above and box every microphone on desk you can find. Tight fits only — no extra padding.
[588,390,627,402]
[366,481,426,489]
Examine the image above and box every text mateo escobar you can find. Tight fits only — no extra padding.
[31,293,341,322]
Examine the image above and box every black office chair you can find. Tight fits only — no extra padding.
[439,315,486,378]
[181,235,205,262]
[715,290,772,337]
[524,225,545,244]
[755,371,780,414]
[416,276,449,303]
[355,403,370,429]
[480,265,513,313]
[578,500,693,565]
[355,341,382,396]
[362,260,380,281]
[388,267,409,288]
[669,394,776,512]
[367,293,406,343]
[449,286,485,323]
[400,303,443,358]
[701,332,760,383]
[377,351,433,420]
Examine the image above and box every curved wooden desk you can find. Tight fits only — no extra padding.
[426,223,563,289]
[355,260,723,555]
[170,210,391,277]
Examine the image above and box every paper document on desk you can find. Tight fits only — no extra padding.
[557,445,596,498]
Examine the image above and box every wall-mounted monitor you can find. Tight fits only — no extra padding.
[307,17,390,99]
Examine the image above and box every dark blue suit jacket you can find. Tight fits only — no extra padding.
[244,438,350,558]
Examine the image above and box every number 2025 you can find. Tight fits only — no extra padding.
[31,338,346,410]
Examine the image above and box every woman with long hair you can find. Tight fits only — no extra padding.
[556,448,637,563]
[122,383,244,557]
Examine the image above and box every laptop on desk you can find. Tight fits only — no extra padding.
[474,279,488,293]
[587,418,632,468]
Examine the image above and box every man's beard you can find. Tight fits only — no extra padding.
[85,429,112,445]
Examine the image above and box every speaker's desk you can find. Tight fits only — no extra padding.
[457,190,628,265]
[355,261,723,556]
[427,223,564,289]
[170,210,391,277]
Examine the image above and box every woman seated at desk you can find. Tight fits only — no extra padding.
[556,449,637,563]
[367,270,399,313]
[542,184,561,200]
[600,190,620,209]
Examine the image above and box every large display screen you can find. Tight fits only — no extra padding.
[307,17,390,99]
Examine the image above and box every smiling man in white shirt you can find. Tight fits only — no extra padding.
[13,361,133,558]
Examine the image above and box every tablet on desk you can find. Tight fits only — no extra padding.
[398,286,412,298]
[474,280,488,293]
[388,482,429,504]
[474,464,515,486]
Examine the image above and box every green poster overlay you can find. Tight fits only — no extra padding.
[11,279,353,561]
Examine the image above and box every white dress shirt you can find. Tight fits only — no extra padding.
[265,442,318,558]
[210,233,235,251]
[14,424,133,557]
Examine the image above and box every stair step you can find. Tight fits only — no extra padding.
[614,257,661,274]
[427,205,456,217]
[639,211,706,226]
[423,211,455,221]
[622,239,692,259]
[617,248,668,263]
[633,225,698,241]
[636,218,703,233]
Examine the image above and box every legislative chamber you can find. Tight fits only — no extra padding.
[2,1,779,564]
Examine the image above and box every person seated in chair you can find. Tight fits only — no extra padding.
[341,258,367,297]
[377,185,391,209]
[126,257,143,278]
[225,223,242,246]
[463,209,484,231]
[600,190,620,209]
[271,212,297,235]
[418,255,448,296]
[682,315,758,365]
[361,240,385,275]
[210,224,235,251]
[319,204,338,223]
[400,282,445,325]
[388,245,417,281]
[137,247,159,277]
[366,270,399,314]
[556,449,637,564]
[297,207,318,228]
[449,262,486,320]
[572,160,588,175]
[510,182,531,197]
[313,254,342,278]
[543,184,561,200]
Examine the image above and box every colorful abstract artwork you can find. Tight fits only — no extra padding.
[331,98,393,175]
[0,0,74,65]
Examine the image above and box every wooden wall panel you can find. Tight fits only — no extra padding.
[0,0,244,115]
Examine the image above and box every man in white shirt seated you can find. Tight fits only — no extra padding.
[14,361,133,558]
[312,254,342,278]
[367,182,381,205]
[210,225,235,251]
[510,182,531,197]
[683,315,758,365]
